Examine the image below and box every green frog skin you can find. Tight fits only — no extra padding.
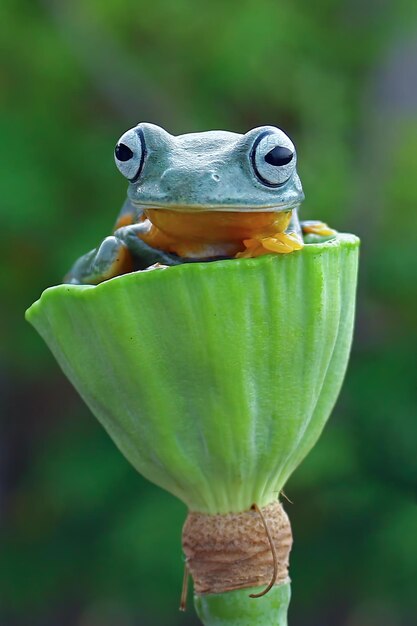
[65,123,334,285]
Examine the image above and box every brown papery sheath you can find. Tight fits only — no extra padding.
[182,500,292,595]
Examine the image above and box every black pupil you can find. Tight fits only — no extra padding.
[115,143,134,162]
[265,146,293,166]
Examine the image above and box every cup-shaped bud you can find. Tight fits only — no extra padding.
[26,234,359,514]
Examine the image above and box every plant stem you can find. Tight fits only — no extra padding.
[194,582,291,626]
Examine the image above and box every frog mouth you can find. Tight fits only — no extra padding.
[132,200,300,214]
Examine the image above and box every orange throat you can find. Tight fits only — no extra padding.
[138,208,302,259]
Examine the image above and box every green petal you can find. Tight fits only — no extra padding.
[26,234,359,513]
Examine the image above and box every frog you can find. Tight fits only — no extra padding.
[65,123,336,285]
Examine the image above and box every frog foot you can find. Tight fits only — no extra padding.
[301,220,337,237]
[236,231,304,259]
[64,236,133,285]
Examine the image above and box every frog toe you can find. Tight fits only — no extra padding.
[236,231,303,259]
[301,220,337,241]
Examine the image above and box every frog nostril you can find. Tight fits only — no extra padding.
[212,173,220,182]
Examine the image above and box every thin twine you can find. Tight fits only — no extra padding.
[280,489,294,504]
[179,561,189,611]
[249,503,278,599]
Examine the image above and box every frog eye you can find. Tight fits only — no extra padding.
[251,130,296,187]
[114,127,146,181]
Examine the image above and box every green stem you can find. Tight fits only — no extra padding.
[194,582,291,626]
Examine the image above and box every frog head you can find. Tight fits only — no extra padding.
[113,123,305,259]
[114,123,304,211]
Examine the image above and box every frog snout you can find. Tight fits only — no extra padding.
[159,167,221,196]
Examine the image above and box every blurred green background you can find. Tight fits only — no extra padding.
[1,0,417,624]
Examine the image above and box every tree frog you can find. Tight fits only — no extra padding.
[65,123,335,284]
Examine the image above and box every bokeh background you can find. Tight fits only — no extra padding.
[1,1,417,625]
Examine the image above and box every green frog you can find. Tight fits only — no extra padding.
[65,123,335,284]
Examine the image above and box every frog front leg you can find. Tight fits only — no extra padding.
[64,221,183,285]
[63,236,134,285]
[114,222,183,270]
